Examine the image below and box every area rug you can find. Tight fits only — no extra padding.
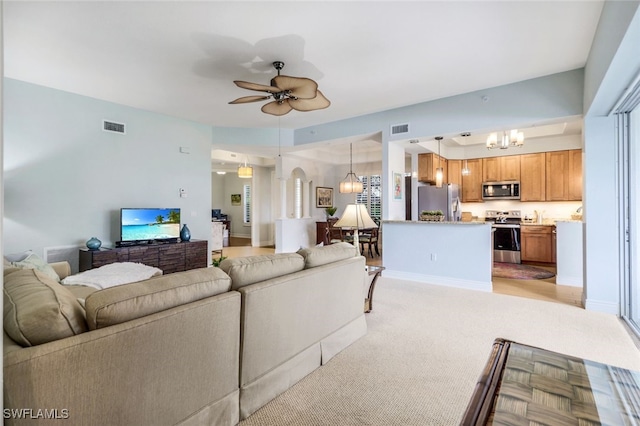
[492,262,555,280]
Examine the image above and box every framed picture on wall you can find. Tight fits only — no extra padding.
[231,194,241,206]
[316,187,333,208]
[393,172,403,201]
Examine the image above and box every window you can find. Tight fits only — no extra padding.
[243,184,251,224]
[294,177,302,219]
[357,174,381,221]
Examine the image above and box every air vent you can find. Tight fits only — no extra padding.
[103,120,126,134]
[391,123,409,135]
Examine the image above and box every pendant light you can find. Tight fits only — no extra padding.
[238,156,253,178]
[435,136,444,188]
[461,159,470,176]
[339,143,363,193]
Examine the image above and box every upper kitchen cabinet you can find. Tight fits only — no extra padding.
[482,155,521,182]
[568,149,583,201]
[461,159,483,202]
[520,153,546,201]
[448,159,462,186]
[418,153,448,184]
[546,150,582,201]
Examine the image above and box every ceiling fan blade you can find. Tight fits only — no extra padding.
[228,95,271,104]
[234,80,281,93]
[261,100,293,116]
[288,90,331,112]
[271,75,318,99]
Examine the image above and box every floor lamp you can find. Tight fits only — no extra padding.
[334,203,378,256]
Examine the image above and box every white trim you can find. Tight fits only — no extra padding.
[382,270,492,292]
[584,298,620,315]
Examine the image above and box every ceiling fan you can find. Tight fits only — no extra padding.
[229,61,330,116]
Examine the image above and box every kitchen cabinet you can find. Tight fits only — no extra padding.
[520,153,546,201]
[546,150,582,201]
[461,159,483,202]
[448,159,462,186]
[482,155,521,182]
[521,226,555,264]
[568,149,583,201]
[418,153,447,184]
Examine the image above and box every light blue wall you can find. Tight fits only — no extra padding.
[3,79,213,261]
[294,69,584,146]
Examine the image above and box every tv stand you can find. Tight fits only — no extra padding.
[80,240,207,274]
[115,238,179,247]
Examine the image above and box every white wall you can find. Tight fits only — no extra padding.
[4,79,212,262]
[581,1,640,314]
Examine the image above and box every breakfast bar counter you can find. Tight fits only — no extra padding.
[381,220,493,292]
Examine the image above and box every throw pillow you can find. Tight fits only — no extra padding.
[297,242,357,268]
[9,251,60,282]
[3,269,88,346]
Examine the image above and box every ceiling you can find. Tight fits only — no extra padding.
[4,1,600,166]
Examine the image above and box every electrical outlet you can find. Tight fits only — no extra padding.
[179,188,187,198]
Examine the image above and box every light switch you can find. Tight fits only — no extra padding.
[180,188,187,198]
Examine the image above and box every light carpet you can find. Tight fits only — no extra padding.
[239,277,640,426]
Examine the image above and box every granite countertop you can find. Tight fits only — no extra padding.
[383,220,489,225]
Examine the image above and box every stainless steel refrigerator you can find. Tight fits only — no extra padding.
[417,184,461,221]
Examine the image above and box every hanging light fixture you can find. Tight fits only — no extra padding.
[460,133,470,176]
[339,143,363,193]
[238,156,253,178]
[461,159,470,176]
[435,136,444,188]
[487,129,524,150]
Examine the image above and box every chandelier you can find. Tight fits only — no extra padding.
[486,130,524,150]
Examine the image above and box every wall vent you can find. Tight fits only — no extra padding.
[103,120,126,134]
[391,123,409,135]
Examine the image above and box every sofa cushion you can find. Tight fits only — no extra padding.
[3,269,88,347]
[84,267,232,330]
[220,253,305,290]
[6,251,60,282]
[297,242,357,268]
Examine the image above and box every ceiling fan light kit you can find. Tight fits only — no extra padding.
[229,61,330,116]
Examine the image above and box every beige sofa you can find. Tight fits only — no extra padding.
[3,242,366,425]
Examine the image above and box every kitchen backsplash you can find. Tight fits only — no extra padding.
[461,200,582,220]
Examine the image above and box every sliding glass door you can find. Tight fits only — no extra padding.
[620,105,640,334]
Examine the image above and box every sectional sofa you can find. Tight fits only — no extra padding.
[3,243,367,425]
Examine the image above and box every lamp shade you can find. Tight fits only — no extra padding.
[334,204,378,230]
[238,165,253,178]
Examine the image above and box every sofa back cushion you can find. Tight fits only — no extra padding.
[297,242,357,268]
[3,269,88,346]
[220,253,305,290]
[85,267,231,330]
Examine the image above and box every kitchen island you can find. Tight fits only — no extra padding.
[382,220,493,291]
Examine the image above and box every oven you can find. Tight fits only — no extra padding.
[486,210,522,264]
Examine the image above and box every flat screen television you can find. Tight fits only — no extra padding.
[120,208,181,243]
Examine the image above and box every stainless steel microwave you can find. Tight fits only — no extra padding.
[482,181,520,200]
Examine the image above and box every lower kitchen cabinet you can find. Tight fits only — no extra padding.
[521,226,555,264]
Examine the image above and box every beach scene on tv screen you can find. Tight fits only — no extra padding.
[121,208,180,241]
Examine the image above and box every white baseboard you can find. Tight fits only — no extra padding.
[584,298,620,315]
[555,274,583,287]
[383,270,492,292]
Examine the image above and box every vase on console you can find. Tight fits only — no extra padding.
[180,224,191,242]
[86,237,102,250]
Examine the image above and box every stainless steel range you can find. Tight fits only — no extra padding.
[485,210,521,264]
